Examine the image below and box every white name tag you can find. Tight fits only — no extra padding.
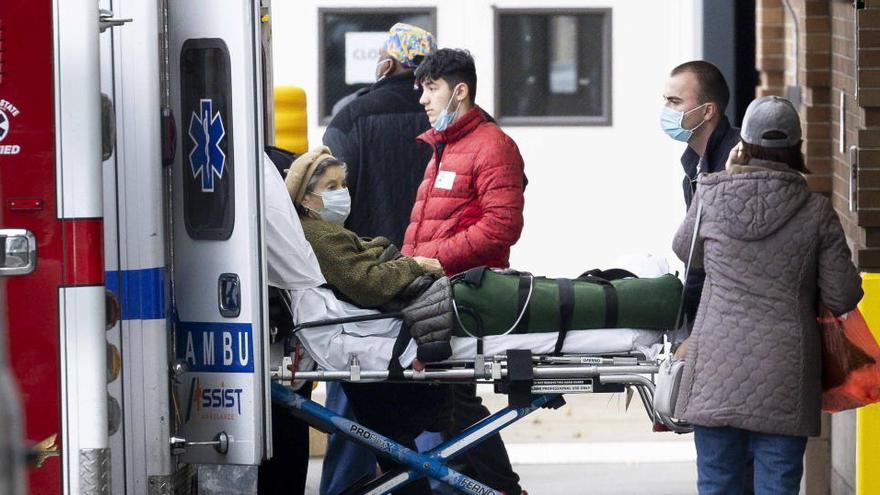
[434,170,456,190]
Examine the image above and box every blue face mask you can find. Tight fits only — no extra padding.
[433,84,464,132]
[660,103,708,142]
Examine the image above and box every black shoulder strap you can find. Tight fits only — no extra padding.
[553,278,575,355]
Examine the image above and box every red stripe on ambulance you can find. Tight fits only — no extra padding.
[62,218,104,287]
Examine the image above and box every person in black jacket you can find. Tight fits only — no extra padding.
[323,23,436,247]
[661,60,740,328]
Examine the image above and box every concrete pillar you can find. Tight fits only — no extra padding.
[831,410,857,495]
[804,413,832,494]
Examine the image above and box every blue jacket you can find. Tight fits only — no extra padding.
[680,116,740,208]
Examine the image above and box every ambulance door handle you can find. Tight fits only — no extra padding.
[170,432,229,455]
[218,273,241,317]
[0,229,36,276]
[99,9,132,33]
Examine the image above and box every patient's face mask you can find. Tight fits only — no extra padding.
[310,188,351,224]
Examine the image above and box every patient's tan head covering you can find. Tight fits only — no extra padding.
[285,145,336,204]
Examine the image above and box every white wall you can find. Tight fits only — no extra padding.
[273,0,702,277]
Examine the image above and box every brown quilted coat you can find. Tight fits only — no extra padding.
[673,159,863,437]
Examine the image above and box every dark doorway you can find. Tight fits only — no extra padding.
[703,0,757,128]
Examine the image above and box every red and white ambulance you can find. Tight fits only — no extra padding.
[1,1,280,493]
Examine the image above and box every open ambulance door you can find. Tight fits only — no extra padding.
[167,0,271,467]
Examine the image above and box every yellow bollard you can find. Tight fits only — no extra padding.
[274,86,308,154]
[856,272,880,495]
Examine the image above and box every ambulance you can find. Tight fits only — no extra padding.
[0,0,286,492]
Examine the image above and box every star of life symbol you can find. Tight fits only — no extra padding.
[188,99,226,192]
[0,110,9,143]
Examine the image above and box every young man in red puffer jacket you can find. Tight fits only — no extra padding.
[402,48,527,495]
[401,49,525,276]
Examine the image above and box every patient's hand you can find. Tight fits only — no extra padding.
[413,256,444,275]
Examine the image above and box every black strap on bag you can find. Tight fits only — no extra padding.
[601,284,618,329]
[576,268,639,330]
[553,278,575,355]
[513,275,533,335]
[457,266,489,287]
[574,273,620,330]
[578,268,637,281]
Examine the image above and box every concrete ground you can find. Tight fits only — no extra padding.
[303,385,698,494]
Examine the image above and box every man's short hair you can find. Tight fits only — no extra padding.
[671,60,730,114]
[414,49,477,104]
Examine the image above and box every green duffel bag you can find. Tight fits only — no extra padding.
[451,267,683,339]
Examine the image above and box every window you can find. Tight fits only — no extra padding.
[180,38,235,240]
[495,9,612,125]
[318,8,436,123]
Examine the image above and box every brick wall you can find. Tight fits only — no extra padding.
[757,0,786,96]
[756,0,880,271]
[857,5,880,268]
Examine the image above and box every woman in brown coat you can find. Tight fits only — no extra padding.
[672,96,863,494]
[284,145,443,308]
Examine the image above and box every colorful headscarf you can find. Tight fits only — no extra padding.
[384,23,436,68]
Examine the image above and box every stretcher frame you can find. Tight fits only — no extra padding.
[269,297,691,494]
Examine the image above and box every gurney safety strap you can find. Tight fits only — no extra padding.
[387,321,413,379]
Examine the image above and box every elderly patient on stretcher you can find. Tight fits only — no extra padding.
[264,148,459,488]
[269,148,683,376]
[265,147,683,378]
[282,146,456,365]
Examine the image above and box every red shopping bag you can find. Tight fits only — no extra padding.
[819,305,880,412]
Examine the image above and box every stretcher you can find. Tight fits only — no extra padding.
[268,292,692,495]
[259,151,689,493]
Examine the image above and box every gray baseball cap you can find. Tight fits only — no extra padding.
[740,96,802,148]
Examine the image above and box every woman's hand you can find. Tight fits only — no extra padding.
[413,256,444,275]
[673,337,690,361]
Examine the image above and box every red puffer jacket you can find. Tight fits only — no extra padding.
[401,106,524,275]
